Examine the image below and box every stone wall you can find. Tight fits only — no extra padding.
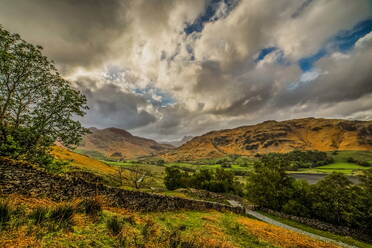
[260,208,372,243]
[0,157,244,214]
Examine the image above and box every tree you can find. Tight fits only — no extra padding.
[0,26,88,161]
[164,167,188,190]
[164,167,243,195]
[359,168,372,231]
[121,165,154,189]
[246,153,294,210]
[310,173,364,227]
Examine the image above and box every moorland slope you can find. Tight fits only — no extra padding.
[162,118,372,161]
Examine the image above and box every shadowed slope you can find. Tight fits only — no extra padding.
[78,127,174,159]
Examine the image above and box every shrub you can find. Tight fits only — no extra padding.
[29,207,48,224]
[107,216,122,236]
[347,157,356,163]
[164,167,243,195]
[0,201,11,226]
[49,204,74,223]
[77,198,102,217]
[357,160,370,167]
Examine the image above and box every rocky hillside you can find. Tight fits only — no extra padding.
[78,127,173,159]
[161,118,372,161]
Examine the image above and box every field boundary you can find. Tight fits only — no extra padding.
[0,157,244,214]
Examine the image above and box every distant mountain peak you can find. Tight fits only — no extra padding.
[78,127,173,159]
[104,127,133,137]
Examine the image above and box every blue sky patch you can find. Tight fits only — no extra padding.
[134,87,175,107]
[298,49,327,71]
[298,19,372,71]
[184,0,239,34]
[254,47,277,63]
[329,19,372,52]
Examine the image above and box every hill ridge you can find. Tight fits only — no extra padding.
[79,127,174,159]
[161,118,372,161]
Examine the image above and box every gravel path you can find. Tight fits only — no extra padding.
[245,209,357,248]
[226,200,357,248]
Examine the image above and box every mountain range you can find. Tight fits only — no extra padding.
[161,118,372,161]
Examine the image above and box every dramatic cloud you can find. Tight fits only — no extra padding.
[0,0,127,72]
[74,78,157,130]
[0,0,371,140]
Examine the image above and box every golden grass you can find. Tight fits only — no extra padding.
[51,146,118,175]
[3,194,57,209]
[237,217,340,248]
[0,226,41,248]
[0,194,343,248]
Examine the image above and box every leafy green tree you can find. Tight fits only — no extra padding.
[358,168,372,231]
[310,173,364,227]
[0,26,88,162]
[164,167,243,195]
[282,179,312,217]
[164,167,189,190]
[246,153,294,210]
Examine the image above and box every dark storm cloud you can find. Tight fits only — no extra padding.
[74,78,156,130]
[0,0,126,70]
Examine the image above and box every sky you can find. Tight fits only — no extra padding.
[0,0,371,141]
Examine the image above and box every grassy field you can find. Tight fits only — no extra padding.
[258,211,372,248]
[0,195,340,248]
[327,150,372,164]
[292,151,372,175]
[296,162,369,175]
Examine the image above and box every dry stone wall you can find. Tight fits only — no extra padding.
[0,157,244,214]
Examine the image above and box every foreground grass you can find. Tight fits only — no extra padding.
[258,211,372,248]
[0,194,340,248]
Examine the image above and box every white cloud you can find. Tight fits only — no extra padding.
[0,0,371,140]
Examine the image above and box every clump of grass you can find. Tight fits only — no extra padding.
[123,215,136,225]
[77,198,102,217]
[107,216,122,236]
[29,207,49,224]
[142,219,156,241]
[0,201,11,227]
[49,204,74,224]
[168,229,183,248]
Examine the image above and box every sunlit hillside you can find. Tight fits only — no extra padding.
[162,118,372,161]
[51,146,118,176]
